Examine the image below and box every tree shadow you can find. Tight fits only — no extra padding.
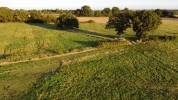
[27,23,59,30]
[27,23,118,40]
[148,34,177,41]
[0,54,9,60]
[74,40,98,47]
[66,28,118,39]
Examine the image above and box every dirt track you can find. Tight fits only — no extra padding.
[0,48,97,66]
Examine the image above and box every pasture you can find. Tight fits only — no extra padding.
[0,17,178,99]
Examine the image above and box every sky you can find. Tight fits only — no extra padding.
[0,0,178,10]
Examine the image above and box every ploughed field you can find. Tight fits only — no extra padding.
[0,18,178,99]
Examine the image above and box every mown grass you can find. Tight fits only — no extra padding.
[20,40,178,100]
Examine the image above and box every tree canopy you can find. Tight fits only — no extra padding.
[106,10,162,40]
[80,5,94,17]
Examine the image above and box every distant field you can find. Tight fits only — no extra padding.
[78,17,108,23]
[0,18,178,99]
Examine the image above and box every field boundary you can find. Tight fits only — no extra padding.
[0,48,97,66]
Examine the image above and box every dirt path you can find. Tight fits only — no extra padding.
[0,48,97,66]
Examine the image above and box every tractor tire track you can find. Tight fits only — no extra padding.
[0,48,97,66]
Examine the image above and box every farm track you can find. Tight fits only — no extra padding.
[0,48,97,66]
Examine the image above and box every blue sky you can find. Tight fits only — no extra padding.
[0,0,178,10]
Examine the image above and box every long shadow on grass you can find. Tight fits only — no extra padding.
[66,28,117,39]
[28,23,117,40]
[74,40,98,47]
[27,23,59,30]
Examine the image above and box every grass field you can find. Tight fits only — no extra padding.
[0,23,102,62]
[20,40,178,100]
[0,18,178,99]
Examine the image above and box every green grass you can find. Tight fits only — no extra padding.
[20,40,178,100]
[0,23,101,62]
[0,19,178,99]
[80,19,178,38]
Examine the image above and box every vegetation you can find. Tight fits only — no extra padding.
[80,5,94,17]
[26,12,46,23]
[111,7,120,16]
[133,11,162,39]
[106,12,132,36]
[0,16,178,99]
[0,7,14,22]
[155,9,176,18]
[56,13,79,29]
[107,10,161,40]
[101,8,111,17]
[20,39,178,100]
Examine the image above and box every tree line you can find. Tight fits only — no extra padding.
[106,9,162,40]
[0,7,56,23]
[0,6,177,23]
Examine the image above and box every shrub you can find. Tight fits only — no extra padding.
[56,13,79,29]
[43,15,57,23]
[133,11,162,39]
[26,12,46,23]
[13,10,29,22]
[0,7,14,22]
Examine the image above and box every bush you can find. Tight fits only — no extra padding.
[56,13,79,29]
[13,10,29,22]
[26,12,46,23]
[43,15,57,23]
[0,7,14,22]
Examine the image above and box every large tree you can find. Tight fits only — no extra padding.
[111,7,120,16]
[133,11,162,39]
[106,10,161,40]
[80,5,94,17]
[106,13,132,36]
[106,8,133,36]
[102,8,111,16]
